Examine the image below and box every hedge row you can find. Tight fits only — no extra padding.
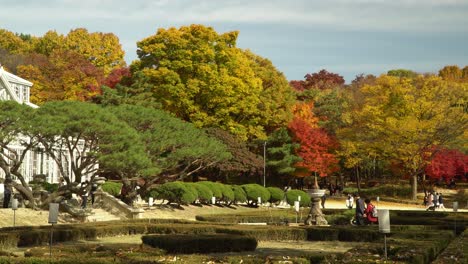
[147,181,310,206]
[432,229,468,264]
[343,184,412,198]
[142,234,257,253]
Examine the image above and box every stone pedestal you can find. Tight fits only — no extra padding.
[304,188,328,226]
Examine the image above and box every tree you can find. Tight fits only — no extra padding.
[108,105,231,198]
[17,50,105,104]
[340,75,467,199]
[289,118,339,177]
[439,65,462,81]
[387,69,418,78]
[0,101,39,207]
[130,24,288,140]
[0,29,30,54]
[425,147,467,182]
[265,128,301,176]
[205,127,262,180]
[63,28,126,75]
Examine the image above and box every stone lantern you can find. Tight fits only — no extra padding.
[304,174,328,225]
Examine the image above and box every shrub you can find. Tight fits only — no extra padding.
[285,190,310,207]
[220,184,235,204]
[101,181,122,197]
[190,182,213,204]
[241,184,271,205]
[152,181,197,205]
[267,187,284,204]
[142,234,257,253]
[41,182,58,193]
[198,181,222,199]
[232,185,247,204]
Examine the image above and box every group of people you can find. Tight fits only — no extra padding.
[352,193,378,225]
[424,191,445,211]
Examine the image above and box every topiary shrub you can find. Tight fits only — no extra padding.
[285,190,310,207]
[220,184,235,204]
[198,181,222,199]
[142,234,257,253]
[189,182,213,204]
[184,183,199,204]
[101,182,122,197]
[241,184,271,205]
[267,187,284,205]
[152,181,197,205]
[232,185,247,204]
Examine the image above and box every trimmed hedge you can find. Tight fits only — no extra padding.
[241,184,271,205]
[189,182,213,203]
[198,181,222,199]
[231,185,247,204]
[267,187,285,204]
[150,181,197,205]
[101,181,122,197]
[142,234,257,253]
[285,189,310,207]
[219,184,235,204]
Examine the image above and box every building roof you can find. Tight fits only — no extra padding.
[0,66,33,86]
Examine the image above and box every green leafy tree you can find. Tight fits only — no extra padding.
[265,128,301,177]
[387,69,418,78]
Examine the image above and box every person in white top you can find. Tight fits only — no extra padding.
[346,194,354,209]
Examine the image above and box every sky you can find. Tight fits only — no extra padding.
[1,0,467,82]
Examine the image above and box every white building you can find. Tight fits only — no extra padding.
[0,66,68,184]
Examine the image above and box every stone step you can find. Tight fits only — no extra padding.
[86,208,121,222]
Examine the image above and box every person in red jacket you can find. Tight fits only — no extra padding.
[364,198,378,224]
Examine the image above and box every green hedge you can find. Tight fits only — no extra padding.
[231,185,247,204]
[343,184,412,198]
[285,190,310,207]
[150,181,197,205]
[142,234,257,253]
[267,187,284,204]
[41,182,58,193]
[241,184,271,205]
[189,182,213,204]
[219,184,235,204]
[198,181,222,199]
[101,182,122,197]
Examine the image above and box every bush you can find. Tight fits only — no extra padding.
[142,234,257,253]
[198,181,222,199]
[101,181,122,197]
[152,181,197,205]
[190,182,213,204]
[231,185,247,204]
[343,184,412,198]
[285,190,310,207]
[267,187,284,204]
[241,184,271,205]
[220,184,235,204]
[41,182,58,193]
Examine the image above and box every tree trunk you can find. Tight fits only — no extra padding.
[356,165,361,193]
[411,175,418,200]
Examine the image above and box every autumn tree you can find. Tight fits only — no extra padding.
[339,75,467,199]
[439,65,462,81]
[425,148,467,182]
[130,24,291,140]
[17,50,105,104]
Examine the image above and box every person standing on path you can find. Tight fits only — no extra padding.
[355,193,366,225]
[346,194,354,209]
[438,193,446,210]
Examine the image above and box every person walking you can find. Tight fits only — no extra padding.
[355,193,366,225]
[320,193,327,209]
[438,193,446,210]
[346,194,354,209]
[80,180,89,209]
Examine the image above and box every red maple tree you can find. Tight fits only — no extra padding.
[425,148,467,182]
[288,117,339,177]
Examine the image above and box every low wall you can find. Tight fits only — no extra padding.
[94,190,144,219]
